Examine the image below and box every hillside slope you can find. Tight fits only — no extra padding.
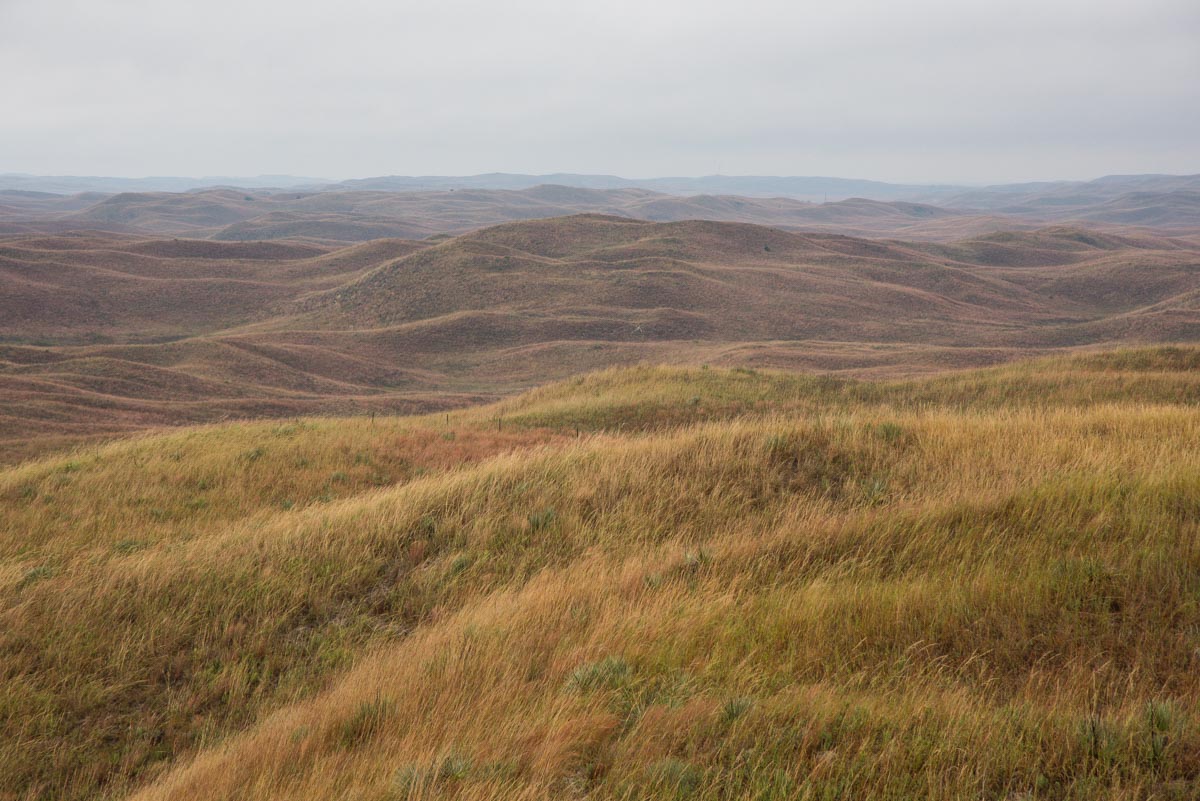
[0,232,427,343]
[1,217,1198,461]
[49,187,1004,242]
[299,216,1200,347]
[8,175,1200,242]
[1,347,1198,800]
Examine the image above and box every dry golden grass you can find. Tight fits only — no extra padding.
[1,346,1199,800]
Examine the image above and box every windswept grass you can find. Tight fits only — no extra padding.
[1,346,1199,800]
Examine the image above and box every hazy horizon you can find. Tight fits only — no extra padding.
[2,169,1197,189]
[3,0,1198,184]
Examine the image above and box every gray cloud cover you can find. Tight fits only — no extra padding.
[2,0,1197,182]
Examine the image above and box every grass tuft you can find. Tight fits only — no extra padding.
[568,656,632,693]
[336,696,395,748]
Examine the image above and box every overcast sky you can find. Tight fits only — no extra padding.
[2,0,1198,184]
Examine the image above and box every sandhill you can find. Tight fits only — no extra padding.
[6,179,1200,246]
[212,212,434,243]
[1,347,1198,800]
[941,173,1200,211]
[1,216,1198,463]
[297,216,1200,348]
[48,187,649,240]
[0,232,425,343]
[1071,191,1200,230]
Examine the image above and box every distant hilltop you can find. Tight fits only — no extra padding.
[3,171,1198,204]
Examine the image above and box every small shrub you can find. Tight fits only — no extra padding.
[391,751,472,796]
[528,508,557,532]
[679,548,712,575]
[437,752,473,780]
[874,422,906,444]
[447,554,472,577]
[720,697,753,724]
[859,476,889,506]
[1145,700,1177,766]
[336,696,394,747]
[18,565,54,589]
[1146,699,1176,732]
[1079,715,1120,765]
[650,757,703,796]
[568,656,631,693]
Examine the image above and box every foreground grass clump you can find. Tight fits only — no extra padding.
[1,346,1199,801]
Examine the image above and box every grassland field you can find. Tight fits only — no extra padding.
[1,346,1198,800]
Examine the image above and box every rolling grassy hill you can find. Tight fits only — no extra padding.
[7,186,1009,243]
[296,216,1200,346]
[8,183,1199,246]
[1,216,1198,463]
[7,174,1199,242]
[1,347,1198,800]
[0,232,350,343]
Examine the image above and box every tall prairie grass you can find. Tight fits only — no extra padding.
[2,346,1198,800]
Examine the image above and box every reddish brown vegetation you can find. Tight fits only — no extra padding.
[1,215,1198,462]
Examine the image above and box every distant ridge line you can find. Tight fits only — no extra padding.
[3,172,1198,203]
